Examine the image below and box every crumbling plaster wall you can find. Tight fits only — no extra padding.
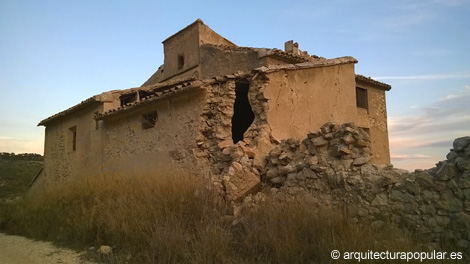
[36,104,104,191]
[263,63,357,142]
[198,23,235,46]
[356,80,390,164]
[162,23,201,81]
[100,89,207,178]
[199,45,261,80]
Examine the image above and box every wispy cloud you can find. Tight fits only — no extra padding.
[374,73,470,80]
[389,85,470,170]
[391,154,433,160]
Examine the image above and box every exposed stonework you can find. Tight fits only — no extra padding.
[247,126,470,254]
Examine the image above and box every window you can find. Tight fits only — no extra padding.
[139,90,153,100]
[120,93,137,107]
[178,53,185,70]
[142,111,158,129]
[94,112,99,130]
[69,126,77,151]
[356,87,368,110]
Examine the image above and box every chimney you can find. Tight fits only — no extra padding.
[284,40,299,55]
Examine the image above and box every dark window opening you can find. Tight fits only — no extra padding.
[120,93,137,107]
[232,81,255,144]
[356,87,368,110]
[178,54,185,70]
[69,126,77,151]
[139,90,153,100]
[94,112,99,130]
[142,111,158,129]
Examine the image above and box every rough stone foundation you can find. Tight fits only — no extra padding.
[236,123,470,254]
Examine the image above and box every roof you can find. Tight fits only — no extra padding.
[95,72,252,121]
[38,96,99,126]
[162,18,204,43]
[40,57,367,126]
[204,43,317,64]
[162,19,236,47]
[252,56,358,73]
[355,74,392,91]
[95,57,359,121]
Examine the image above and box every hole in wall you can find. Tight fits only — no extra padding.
[142,111,158,129]
[178,53,185,70]
[232,81,255,144]
[69,126,77,151]
[120,93,137,106]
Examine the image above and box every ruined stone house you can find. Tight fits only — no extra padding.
[31,19,392,196]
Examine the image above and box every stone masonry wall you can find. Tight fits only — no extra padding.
[260,123,470,254]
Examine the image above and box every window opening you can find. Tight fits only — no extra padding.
[231,81,255,144]
[139,90,153,100]
[356,87,368,110]
[142,111,158,129]
[178,53,185,70]
[94,112,99,130]
[120,93,137,107]
[69,126,77,151]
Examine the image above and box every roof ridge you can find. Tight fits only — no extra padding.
[253,56,358,73]
[356,74,391,91]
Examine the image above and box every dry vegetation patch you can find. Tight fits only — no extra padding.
[0,171,461,263]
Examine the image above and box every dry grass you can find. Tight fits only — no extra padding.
[0,171,463,263]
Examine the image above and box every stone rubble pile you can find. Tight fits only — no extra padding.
[264,122,376,190]
[242,123,469,253]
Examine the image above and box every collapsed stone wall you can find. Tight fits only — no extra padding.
[191,75,469,253]
[195,75,275,202]
[257,123,470,253]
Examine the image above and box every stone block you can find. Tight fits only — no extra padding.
[371,192,388,206]
[433,161,458,181]
[353,156,370,166]
[453,136,470,151]
[313,136,329,147]
[343,133,355,144]
[266,167,278,179]
[223,163,260,202]
[437,189,462,212]
[244,146,256,159]
[446,151,458,162]
[456,157,470,171]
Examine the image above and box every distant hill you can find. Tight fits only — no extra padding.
[0,152,43,161]
[0,153,43,201]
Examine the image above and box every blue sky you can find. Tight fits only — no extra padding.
[1,0,469,170]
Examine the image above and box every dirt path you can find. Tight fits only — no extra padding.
[0,233,97,264]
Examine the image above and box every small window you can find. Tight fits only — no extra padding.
[94,111,99,130]
[120,93,137,107]
[177,53,185,70]
[69,126,77,151]
[142,111,158,129]
[356,87,368,110]
[139,90,153,100]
